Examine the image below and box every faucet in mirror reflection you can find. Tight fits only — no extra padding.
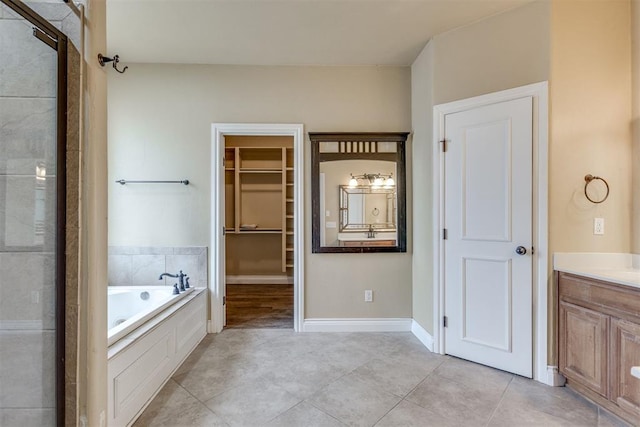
[158,270,189,292]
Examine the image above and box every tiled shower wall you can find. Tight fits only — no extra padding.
[0,3,81,425]
[108,247,208,289]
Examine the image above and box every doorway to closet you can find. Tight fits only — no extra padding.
[224,135,294,328]
[211,123,305,333]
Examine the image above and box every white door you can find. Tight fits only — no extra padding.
[444,96,533,377]
[216,134,227,327]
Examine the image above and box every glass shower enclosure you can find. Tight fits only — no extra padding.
[0,1,67,425]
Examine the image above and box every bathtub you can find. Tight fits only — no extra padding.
[108,286,195,346]
[107,286,207,426]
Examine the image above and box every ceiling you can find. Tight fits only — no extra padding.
[107,0,533,67]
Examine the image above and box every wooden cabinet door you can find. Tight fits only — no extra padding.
[559,301,609,397]
[611,318,640,418]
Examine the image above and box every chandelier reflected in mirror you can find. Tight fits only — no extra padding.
[348,173,395,189]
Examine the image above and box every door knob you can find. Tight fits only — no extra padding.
[515,246,527,255]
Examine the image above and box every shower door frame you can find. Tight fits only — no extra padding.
[1,1,68,425]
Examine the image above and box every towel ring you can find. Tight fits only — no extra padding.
[584,174,609,204]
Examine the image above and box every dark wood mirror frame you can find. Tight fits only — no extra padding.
[310,132,408,253]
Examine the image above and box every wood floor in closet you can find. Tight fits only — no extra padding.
[225,284,293,329]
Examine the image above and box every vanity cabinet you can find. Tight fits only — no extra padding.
[341,240,395,247]
[558,272,640,425]
[611,319,640,416]
[559,300,609,397]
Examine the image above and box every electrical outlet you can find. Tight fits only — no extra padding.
[594,218,604,235]
[364,290,373,302]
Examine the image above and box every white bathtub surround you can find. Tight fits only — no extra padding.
[553,253,640,289]
[107,288,207,427]
[108,286,196,346]
[108,246,207,288]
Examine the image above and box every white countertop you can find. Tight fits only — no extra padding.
[554,253,640,289]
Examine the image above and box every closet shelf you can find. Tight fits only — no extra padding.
[226,143,294,276]
[237,229,282,234]
[239,168,282,173]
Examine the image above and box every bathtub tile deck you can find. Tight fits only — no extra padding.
[133,329,632,427]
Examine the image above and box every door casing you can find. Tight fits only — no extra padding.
[211,123,305,332]
[433,82,550,384]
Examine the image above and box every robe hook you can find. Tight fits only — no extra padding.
[98,53,128,74]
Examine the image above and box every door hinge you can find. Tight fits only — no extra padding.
[531,246,535,254]
[443,316,448,328]
[223,296,226,305]
[443,228,448,240]
[440,140,447,152]
[222,226,226,236]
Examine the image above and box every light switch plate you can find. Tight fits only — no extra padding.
[364,290,373,302]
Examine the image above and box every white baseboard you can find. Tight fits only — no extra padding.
[545,365,566,387]
[302,318,412,332]
[226,275,293,285]
[411,320,434,352]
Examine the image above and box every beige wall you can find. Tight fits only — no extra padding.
[633,0,640,253]
[108,65,412,319]
[549,0,632,256]
[432,1,550,105]
[548,0,633,363]
[410,1,551,335]
[411,41,435,333]
[81,0,108,425]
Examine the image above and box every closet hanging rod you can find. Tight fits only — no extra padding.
[115,179,190,186]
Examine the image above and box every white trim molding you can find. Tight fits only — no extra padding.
[225,275,293,285]
[432,82,549,384]
[211,123,305,333]
[303,318,412,333]
[546,366,567,387]
[411,320,434,352]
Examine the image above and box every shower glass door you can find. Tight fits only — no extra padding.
[0,1,66,425]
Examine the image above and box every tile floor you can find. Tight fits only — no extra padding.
[134,329,632,427]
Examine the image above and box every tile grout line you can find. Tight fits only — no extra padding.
[399,355,448,404]
[484,375,514,426]
[303,398,350,426]
[172,377,227,421]
[371,398,404,427]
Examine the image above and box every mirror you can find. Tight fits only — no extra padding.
[340,186,396,232]
[310,132,408,253]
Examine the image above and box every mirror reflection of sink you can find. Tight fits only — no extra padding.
[338,232,397,242]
